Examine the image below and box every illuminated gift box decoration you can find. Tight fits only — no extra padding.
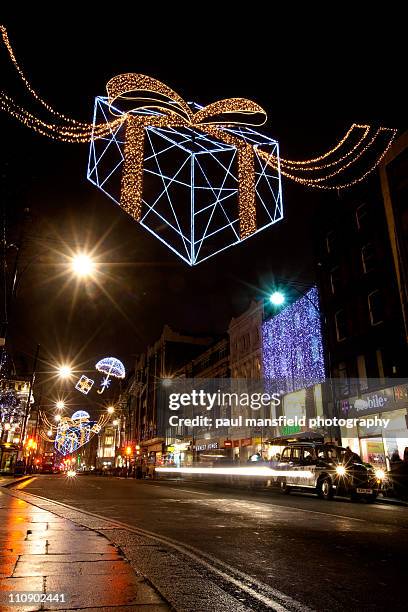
[87,76,283,265]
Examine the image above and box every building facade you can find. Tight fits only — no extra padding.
[122,325,212,468]
[0,376,31,473]
[316,175,408,466]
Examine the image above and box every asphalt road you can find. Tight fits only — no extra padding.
[16,475,408,611]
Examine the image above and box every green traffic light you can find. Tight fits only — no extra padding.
[269,291,285,306]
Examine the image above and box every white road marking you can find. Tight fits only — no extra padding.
[168,487,212,496]
[4,488,312,612]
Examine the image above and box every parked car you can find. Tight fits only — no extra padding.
[275,441,383,502]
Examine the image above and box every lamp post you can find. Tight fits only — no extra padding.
[20,343,40,471]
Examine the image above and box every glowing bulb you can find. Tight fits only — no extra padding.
[107,406,115,414]
[55,400,65,410]
[71,253,95,278]
[47,430,52,436]
[375,469,386,480]
[54,414,61,422]
[269,291,285,306]
[113,419,118,426]
[336,465,347,476]
[58,365,72,379]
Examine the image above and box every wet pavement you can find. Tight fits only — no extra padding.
[10,474,408,612]
[0,488,169,611]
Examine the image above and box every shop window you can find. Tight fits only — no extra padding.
[368,290,383,326]
[330,266,342,295]
[356,203,369,230]
[335,309,347,341]
[325,231,336,254]
[104,436,113,445]
[361,243,377,273]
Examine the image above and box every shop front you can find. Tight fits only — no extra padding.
[164,441,191,466]
[145,439,164,466]
[339,384,408,469]
[0,442,19,473]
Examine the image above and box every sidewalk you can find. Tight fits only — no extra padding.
[0,488,169,611]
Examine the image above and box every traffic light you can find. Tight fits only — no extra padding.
[125,446,132,456]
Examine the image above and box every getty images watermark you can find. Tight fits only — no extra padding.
[163,384,391,431]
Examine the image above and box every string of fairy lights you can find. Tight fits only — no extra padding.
[0,25,398,205]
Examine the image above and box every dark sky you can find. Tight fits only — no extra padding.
[0,11,405,408]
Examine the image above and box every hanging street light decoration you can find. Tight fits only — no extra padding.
[75,374,95,396]
[0,26,398,264]
[95,357,126,395]
[39,409,111,457]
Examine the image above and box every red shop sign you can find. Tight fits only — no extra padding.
[241,438,252,447]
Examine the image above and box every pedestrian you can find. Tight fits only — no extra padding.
[391,449,402,462]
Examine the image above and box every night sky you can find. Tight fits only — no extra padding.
[0,11,404,410]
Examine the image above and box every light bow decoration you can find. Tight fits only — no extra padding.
[39,409,110,456]
[0,26,398,264]
[95,357,126,394]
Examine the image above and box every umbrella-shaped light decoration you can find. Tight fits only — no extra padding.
[95,357,125,394]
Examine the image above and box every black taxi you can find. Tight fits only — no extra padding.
[275,441,383,502]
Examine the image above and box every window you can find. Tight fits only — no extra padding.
[357,355,368,391]
[104,436,114,446]
[356,203,368,230]
[317,447,326,459]
[325,231,336,254]
[280,448,291,462]
[291,447,302,464]
[361,243,376,273]
[368,290,383,325]
[335,310,347,341]
[330,266,341,294]
[338,362,349,396]
[303,448,316,464]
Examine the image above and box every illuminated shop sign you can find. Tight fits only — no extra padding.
[194,442,219,451]
[340,385,407,417]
